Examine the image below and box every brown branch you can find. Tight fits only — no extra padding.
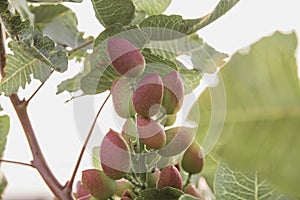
[10,95,73,199]
[66,92,111,191]
[0,159,33,168]
[0,24,6,77]
[26,70,54,103]
[0,24,74,199]
[68,39,94,56]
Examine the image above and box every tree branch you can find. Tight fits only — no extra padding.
[0,159,33,168]
[68,39,94,56]
[10,94,73,199]
[0,24,6,77]
[26,70,54,103]
[66,92,111,191]
[0,24,74,200]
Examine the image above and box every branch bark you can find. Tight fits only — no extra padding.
[0,24,6,77]
[0,24,74,200]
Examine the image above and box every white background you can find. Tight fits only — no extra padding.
[0,0,300,199]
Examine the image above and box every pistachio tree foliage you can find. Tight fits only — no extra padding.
[0,0,299,199]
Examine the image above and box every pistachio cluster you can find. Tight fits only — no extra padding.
[76,38,205,200]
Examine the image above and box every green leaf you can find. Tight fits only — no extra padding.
[131,11,147,25]
[56,72,86,94]
[47,46,68,71]
[0,172,7,197]
[92,146,101,170]
[0,0,8,14]
[140,0,239,39]
[200,154,218,189]
[94,23,126,48]
[0,10,30,37]
[142,49,178,71]
[9,0,34,23]
[30,4,69,31]
[31,4,93,54]
[178,194,199,200]
[0,115,9,155]
[145,34,227,73]
[2,9,69,72]
[135,49,183,88]
[28,0,82,2]
[137,187,184,200]
[80,65,120,95]
[56,57,93,94]
[79,41,120,95]
[214,162,294,200]
[198,32,300,197]
[185,0,240,34]
[91,0,135,27]
[141,63,174,80]
[94,24,149,49]
[190,35,228,73]
[142,34,226,93]
[132,0,171,15]
[0,41,52,95]
[1,10,68,72]
[68,49,91,62]
[178,67,201,94]
[140,15,190,40]
[0,106,9,196]
[20,30,68,72]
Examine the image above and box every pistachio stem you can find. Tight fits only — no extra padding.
[183,173,192,190]
[67,93,111,191]
[138,139,147,185]
[125,174,144,189]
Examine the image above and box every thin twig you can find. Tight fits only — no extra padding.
[65,94,85,103]
[26,36,93,103]
[66,93,111,191]
[26,70,54,103]
[0,159,33,168]
[68,39,94,56]
[28,39,94,103]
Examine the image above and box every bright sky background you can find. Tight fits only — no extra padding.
[0,0,300,199]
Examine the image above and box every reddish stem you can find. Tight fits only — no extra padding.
[0,159,33,168]
[0,23,74,200]
[66,93,111,191]
[10,95,73,199]
[0,24,5,77]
